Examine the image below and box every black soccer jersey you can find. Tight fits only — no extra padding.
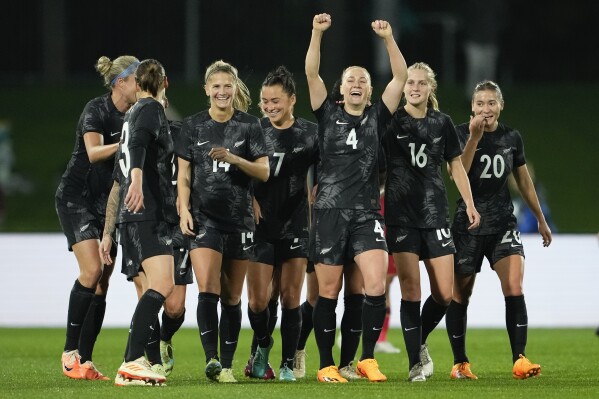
[56,92,125,213]
[253,117,319,240]
[176,109,267,232]
[383,107,462,228]
[313,96,391,210]
[116,98,177,225]
[452,122,526,235]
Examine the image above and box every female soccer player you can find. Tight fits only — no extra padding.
[446,80,551,380]
[112,59,176,386]
[306,13,407,383]
[177,60,269,383]
[100,95,189,378]
[383,62,480,382]
[244,65,319,381]
[55,54,138,381]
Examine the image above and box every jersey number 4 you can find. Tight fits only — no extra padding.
[346,128,358,149]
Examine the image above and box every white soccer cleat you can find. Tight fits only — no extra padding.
[117,356,166,384]
[420,343,433,377]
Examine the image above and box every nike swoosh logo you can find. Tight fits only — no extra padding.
[111,131,120,136]
[149,325,154,330]
[376,238,386,242]
[511,243,522,248]
[373,326,383,331]
[197,140,210,146]
[396,135,408,139]
[404,326,418,332]
[289,244,301,250]
[516,323,528,327]
[201,329,213,336]
[336,120,349,125]
[350,329,362,333]
[452,333,465,339]
[442,241,453,247]
[64,364,73,372]
[324,328,335,333]
[70,322,80,327]
[243,245,254,251]
[225,340,237,345]
[148,340,158,345]
[475,148,482,152]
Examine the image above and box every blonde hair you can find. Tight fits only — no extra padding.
[95,55,139,90]
[204,60,251,112]
[341,66,371,86]
[407,62,439,111]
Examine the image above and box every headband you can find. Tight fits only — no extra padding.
[110,61,140,86]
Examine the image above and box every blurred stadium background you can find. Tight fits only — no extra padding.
[0,0,597,233]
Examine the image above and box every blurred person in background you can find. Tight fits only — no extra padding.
[509,163,556,234]
[374,191,401,355]
[461,0,509,100]
[176,60,269,383]
[446,80,552,380]
[55,54,139,381]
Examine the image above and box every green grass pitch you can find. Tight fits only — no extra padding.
[1,328,598,398]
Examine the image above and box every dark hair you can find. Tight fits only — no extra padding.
[331,78,343,103]
[262,65,296,96]
[135,59,165,97]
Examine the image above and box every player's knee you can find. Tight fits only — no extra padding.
[280,289,301,309]
[164,301,185,319]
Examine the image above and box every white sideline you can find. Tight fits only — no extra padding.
[0,233,596,327]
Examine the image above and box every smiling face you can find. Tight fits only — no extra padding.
[340,67,372,109]
[205,71,235,111]
[403,68,431,108]
[260,84,296,128]
[472,89,503,130]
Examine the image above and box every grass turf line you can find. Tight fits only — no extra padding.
[0,328,597,398]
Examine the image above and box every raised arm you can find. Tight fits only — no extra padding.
[375,20,407,114]
[305,13,331,111]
